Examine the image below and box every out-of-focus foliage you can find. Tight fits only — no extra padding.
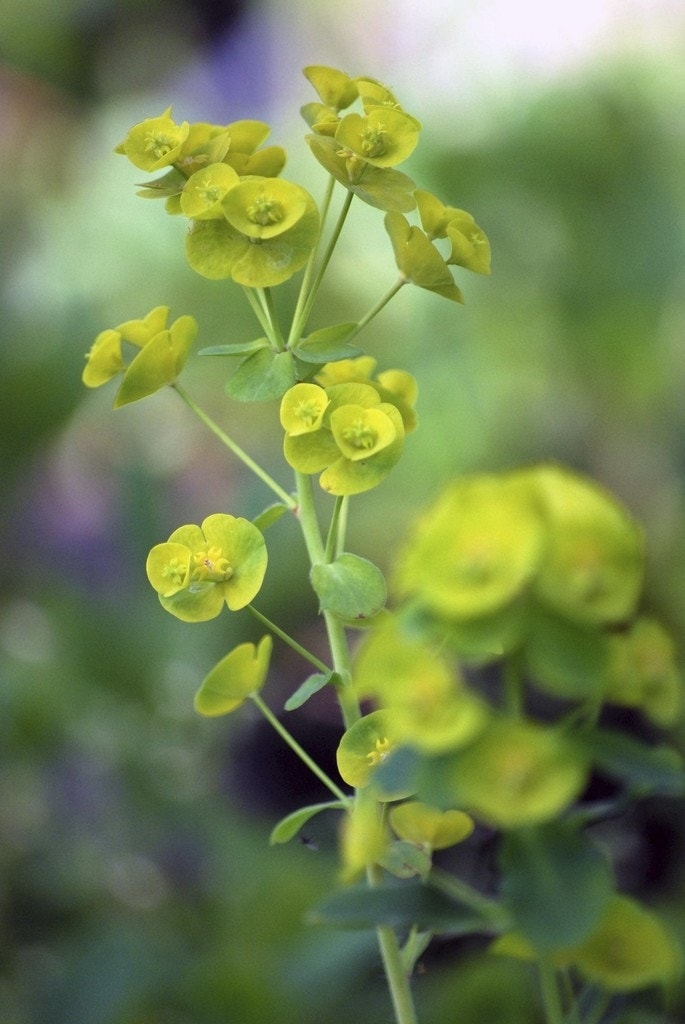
[2,2,685,1022]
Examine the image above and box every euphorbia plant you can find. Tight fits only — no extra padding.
[83,65,684,1024]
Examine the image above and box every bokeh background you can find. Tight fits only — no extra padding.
[2,1,685,1021]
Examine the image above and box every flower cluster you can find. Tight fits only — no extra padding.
[280,380,406,496]
[82,306,196,407]
[118,109,319,286]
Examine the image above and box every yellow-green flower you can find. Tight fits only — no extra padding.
[281,381,405,496]
[449,718,589,828]
[336,709,410,800]
[121,108,190,172]
[185,177,319,286]
[415,189,491,275]
[146,514,268,622]
[604,617,682,726]
[82,307,196,407]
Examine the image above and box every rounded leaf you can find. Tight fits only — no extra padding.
[310,553,387,620]
[194,635,273,717]
[335,108,420,168]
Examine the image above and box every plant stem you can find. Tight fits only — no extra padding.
[538,960,565,1024]
[287,175,337,348]
[324,496,346,562]
[248,604,331,674]
[250,692,349,804]
[242,286,274,340]
[173,384,297,508]
[299,190,355,329]
[367,862,419,1024]
[293,472,361,731]
[429,866,510,930]
[354,278,407,335]
[260,288,286,350]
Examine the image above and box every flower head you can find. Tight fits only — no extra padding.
[146,514,267,622]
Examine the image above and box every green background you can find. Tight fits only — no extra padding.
[1,1,684,1021]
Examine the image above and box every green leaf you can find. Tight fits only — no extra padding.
[252,503,290,532]
[379,840,432,879]
[284,671,339,711]
[226,349,296,402]
[310,553,387,619]
[294,323,363,363]
[499,821,614,952]
[309,880,492,935]
[582,730,685,797]
[199,338,270,357]
[269,800,345,845]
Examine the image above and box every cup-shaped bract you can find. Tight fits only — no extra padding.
[336,709,410,800]
[394,473,545,621]
[146,514,267,622]
[114,314,197,407]
[320,402,404,496]
[335,107,420,168]
[415,190,491,274]
[447,719,589,828]
[315,359,419,434]
[352,614,487,753]
[303,65,359,111]
[82,329,126,388]
[222,178,310,240]
[194,636,273,717]
[389,801,474,851]
[185,181,319,286]
[524,464,645,626]
[573,895,682,992]
[604,617,681,726]
[122,108,190,172]
[384,212,464,302]
[330,404,397,461]
[282,382,406,496]
[82,306,173,391]
[180,163,240,220]
[280,382,330,436]
[306,134,417,213]
[301,101,340,136]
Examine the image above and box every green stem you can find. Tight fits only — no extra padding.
[173,384,297,509]
[298,190,355,330]
[250,692,350,805]
[287,175,337,348]
[324,496,346,563]
[260,288,286,351]
[248,604,331,674]
[538,960,565,1024]
[367,861,419,1024]
[344,278,407,343]
[429,866,510,930]
[293,472,361,731]
[242,286,274,340]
